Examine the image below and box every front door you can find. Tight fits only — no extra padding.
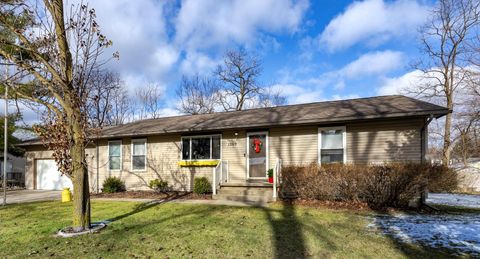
[247,132,268,179]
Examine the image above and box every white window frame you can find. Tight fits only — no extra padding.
[108,140,122,171]
[318,126,347,165]
[181,134,222,161]
[131,138,147,171]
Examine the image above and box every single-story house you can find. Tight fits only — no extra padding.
[19,95,449,202]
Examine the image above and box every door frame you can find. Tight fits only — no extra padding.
[246,131,269,179]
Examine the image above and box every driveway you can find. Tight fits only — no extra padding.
[2,190,62,204]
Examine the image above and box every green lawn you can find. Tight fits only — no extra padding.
[0,201,450,258]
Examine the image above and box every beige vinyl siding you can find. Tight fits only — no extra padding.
[269,125,318,167]
[91,135,212,191]
[346,118,424,163]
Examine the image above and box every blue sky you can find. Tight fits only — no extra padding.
[31,0,435,120]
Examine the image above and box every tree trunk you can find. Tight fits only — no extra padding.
[69,104,91,231]
[442,97,453,165]
[71,140,91,231]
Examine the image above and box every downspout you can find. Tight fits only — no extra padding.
[420,114,434,206]
[421,114,435,163]
[96,139,99,194]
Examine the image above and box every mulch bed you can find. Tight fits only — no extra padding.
[91,191,212,200]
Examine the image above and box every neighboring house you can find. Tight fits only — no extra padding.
[0,153,26,187]
[453,158,480,193]
[19,95,449,202]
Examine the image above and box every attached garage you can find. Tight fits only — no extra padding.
[35,159,73,190]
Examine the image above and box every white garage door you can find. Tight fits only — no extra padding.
[36,159,73,190]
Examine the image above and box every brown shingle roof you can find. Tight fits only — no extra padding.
[98,95,448,138]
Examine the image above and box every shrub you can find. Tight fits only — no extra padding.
[424,164,458,192]
[102,176,126,193]
[193,177,211,194]
[280,163,457,209]
[361,163,427,208]
[149,179,169,192]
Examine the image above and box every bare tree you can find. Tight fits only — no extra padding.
[87,70,121,128]
[0,0,115,231]
[214,48,285,111]
[135,83,163,119]
[451,66,480,165]
[256,87,286,108]
[109,85,132,125]
[176,74,219,115]
[412,0,480,164]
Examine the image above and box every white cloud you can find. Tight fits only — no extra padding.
[0,100,41,126]
[330,94,361,101]
[341,50,404,78]
[173,0,309,77]
[83,1,179,84]
[377,69,425,95]
[269,83,323,104]
[179,51,220,76]
[272,50,404,104]
[319,0,430,52]
[175,0,309,51]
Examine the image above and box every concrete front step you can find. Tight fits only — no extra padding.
[221,182,272,187]
[218,188,273,196]
[214,184,275,203]
[213,194,274,203]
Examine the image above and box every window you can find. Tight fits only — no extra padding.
[318,127,346,164]
[181,135,221,160]
[108,140,122,170]
[131,139,146,171]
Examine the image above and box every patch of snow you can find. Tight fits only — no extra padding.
[371,214,480,256]
[427,193,480,208]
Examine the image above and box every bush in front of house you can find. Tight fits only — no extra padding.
[102,176,126,193]
[193,177,212,194]
[149,179,169,192]
[424,164,458,193]
[280,163,457,208]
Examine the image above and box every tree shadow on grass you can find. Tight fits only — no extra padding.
[263,202,316,258]
[105,192,190,223]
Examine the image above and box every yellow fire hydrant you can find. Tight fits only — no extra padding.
[61,188,72,202]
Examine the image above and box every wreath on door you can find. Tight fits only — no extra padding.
[252,137,263,153]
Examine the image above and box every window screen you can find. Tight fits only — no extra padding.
[320,129,344,163]
[132,139,146,170]
[109,141,121,170]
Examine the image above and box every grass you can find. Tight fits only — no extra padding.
[0,201,453,258]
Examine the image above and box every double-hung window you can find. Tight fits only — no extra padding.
[182,135,221,160]
[131,139,147,171]
[108,140,122,170]
[318,126,346,164]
